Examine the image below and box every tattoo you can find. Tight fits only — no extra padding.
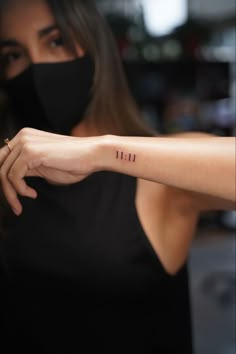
[116,151,136,162]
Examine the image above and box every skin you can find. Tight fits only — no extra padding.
[0,0,235,275]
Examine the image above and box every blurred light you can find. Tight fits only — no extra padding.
[142,0,187,36]
[162,40,182,59]
[189,0,236,20]
[128,26,145,42]
[201,46,236,62]
[122,46,140,61]
[142,43,161,61]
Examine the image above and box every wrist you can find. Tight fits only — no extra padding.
[94,134,118,172]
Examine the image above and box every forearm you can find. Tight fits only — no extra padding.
[96,135,236,202]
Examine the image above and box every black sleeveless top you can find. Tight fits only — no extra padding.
[0,172,193,354]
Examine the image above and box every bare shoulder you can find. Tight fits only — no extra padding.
[136,178,199,275]
[137,177,197,214]
[137,178,166,203]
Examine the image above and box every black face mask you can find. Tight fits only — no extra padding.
[5,55,94,135]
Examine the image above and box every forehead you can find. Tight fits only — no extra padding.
[0,0,55,39]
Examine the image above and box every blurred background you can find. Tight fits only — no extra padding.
[95,1,236,353]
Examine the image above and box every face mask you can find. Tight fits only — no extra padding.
[4,55,95,135]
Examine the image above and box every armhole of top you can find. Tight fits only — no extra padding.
[130,177,172,278]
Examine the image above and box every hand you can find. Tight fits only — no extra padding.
[0,128,100,215]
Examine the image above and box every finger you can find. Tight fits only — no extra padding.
[0,145,11,168]
[1,148,36,215]
[26,169,40,177]
[7,151,38,199]
[0,148,23,215]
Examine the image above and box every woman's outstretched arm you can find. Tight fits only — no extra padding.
[0,128,235,215]
[100,134,235,203]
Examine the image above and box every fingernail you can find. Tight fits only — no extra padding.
[13,208,21,216]
[29,189,37,199]
[31,192,38,199]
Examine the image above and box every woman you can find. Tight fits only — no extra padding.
[0,1,235,353]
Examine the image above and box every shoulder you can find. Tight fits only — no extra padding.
[138,177,198,217]
[137,178,199,275]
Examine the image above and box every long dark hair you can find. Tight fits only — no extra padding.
[0,0,155,137]
[0,0,156,237]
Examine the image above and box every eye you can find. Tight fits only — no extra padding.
[0,51,22,64]
[49,36,64,48]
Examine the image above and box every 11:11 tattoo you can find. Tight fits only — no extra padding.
[116,150,136,162]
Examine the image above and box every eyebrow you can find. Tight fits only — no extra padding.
[0,24,59,48]
[38,24,58,38]
[0,39,17,48]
